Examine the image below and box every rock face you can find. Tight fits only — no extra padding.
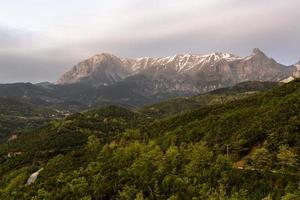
[57,49,299,94]
[295,61,300,70]
[57,53,132,86]
[26,168,44,186]
[281,76,296,83]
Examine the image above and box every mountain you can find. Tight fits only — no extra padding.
[293,60,300,77]
[0,49,298,109]
[0,83,87,111]
[139,81,279,117]
[295,60,300,70]
[279,60,300,83]
[0,80,168,109]
[57,53,132,86]
[58,48,298,94]
[0,79,299,199]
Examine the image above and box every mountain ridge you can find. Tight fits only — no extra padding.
[1,49,299,112]
[57,49,299,95]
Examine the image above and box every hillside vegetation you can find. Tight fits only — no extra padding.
[139,81,278,117]
[0,81,276,141]
[0,80,299,199]
[0,97,67,141]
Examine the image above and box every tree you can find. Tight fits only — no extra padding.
[135,192,145,200]
[165,146,181,173]
[86,135,101,158]
[249,148,272,170]
[117,185,139,200]
[62,177,90,199]
[277,145,298,173]
[31,189,51,200]
[184,143,213,177]
[281,193,300,200]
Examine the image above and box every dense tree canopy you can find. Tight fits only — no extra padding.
[0,80,299,199]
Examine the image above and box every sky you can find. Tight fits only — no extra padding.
[0,0,299,83]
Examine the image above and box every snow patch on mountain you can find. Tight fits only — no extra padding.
[130,52,241,73]
[57,49,296,90]
[281,76,295,83]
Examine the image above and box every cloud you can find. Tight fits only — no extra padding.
[76,0,300,63]
[0,52,71,83]
[0,0,299,83]
[0,26,35,49]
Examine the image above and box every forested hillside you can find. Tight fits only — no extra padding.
[0,80,299,199]
[139,81,278,117]
[0,81,276,141]
[0,97,67,141]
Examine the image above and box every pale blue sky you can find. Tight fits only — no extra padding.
[0,0,299,82]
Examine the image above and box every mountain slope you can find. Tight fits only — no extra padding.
[1,49,298,110]
[0,79,299,199]
[295,60,300,70]
[139,81,279,117]
[0,97,66,141]
[58,49,298,95]
[0,81,279,141]
[57,53,132,86]
[0,80,173,110]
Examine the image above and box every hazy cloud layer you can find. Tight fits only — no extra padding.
[0,0,299,83]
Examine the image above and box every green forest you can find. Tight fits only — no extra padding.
[0,80,299,200]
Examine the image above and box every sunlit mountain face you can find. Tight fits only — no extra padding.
[57,49,298,91]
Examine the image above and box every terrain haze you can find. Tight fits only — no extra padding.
[0,0,300,83]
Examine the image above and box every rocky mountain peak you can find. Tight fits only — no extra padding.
[202,52,241,61]
[252,48,267,57]
[57,49,296,91]
[57,53,130,86]
[87,53,122,64]
[93,52,117,59]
